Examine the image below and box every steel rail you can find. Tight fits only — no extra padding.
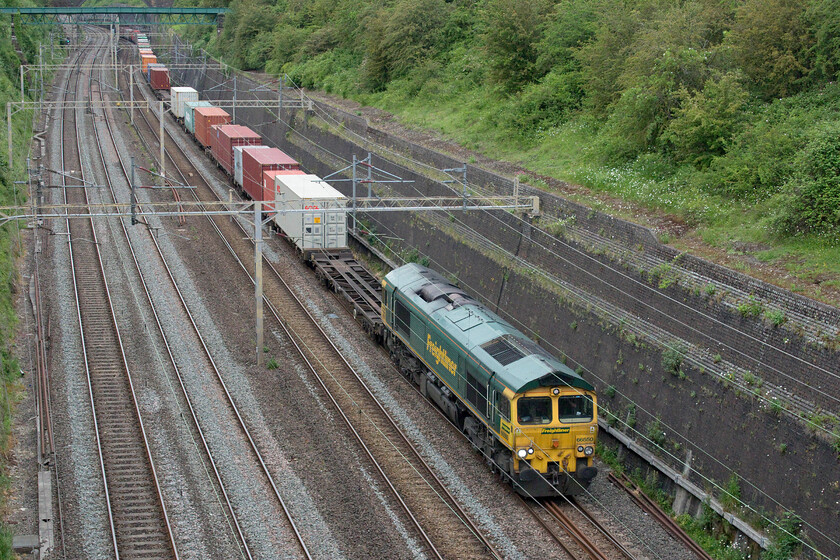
[568,497,635,559]
[48,42,89,560]
[88,48,256,560]
[518,496,579,559]
[127,66,502,560]
[543,499,609,560]
[608,472,714,560]
[117,61,314,560]
[61,31,178,559]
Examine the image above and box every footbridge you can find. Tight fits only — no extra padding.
[0,7,229,25]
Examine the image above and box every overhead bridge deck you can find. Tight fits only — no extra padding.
[0,7,230,25]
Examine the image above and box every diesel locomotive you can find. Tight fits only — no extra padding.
[382,264,598,497]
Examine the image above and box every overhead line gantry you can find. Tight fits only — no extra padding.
[0,7,230,26]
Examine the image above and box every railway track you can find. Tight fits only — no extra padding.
[83,29,313,559]
[521,495,635,560]
[59,33,178,559]
[122,54,503,559]
[609,472,714,560]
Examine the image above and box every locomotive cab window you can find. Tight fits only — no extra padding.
[517,397,552,425]
[558,395,594,423]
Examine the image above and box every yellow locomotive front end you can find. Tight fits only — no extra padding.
[504,387,599,496]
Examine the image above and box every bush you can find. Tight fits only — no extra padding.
[762,512,803,560]
[721,473,742,510]
[662,343,686,376]
[664,72,749,168]
[777,122,840,239]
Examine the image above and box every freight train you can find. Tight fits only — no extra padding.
[130,39,598,497]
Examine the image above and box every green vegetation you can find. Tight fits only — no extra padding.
[0,5,61,556]
[177,0,840,299]
[721,473,742,510]
[737,295,764,318]
[661,343,686,377]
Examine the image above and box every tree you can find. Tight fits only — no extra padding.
[805,0,840,84]
[484,0,547,92]
[725,0,813,99]
[663,72,749,168]
[779,123,840,238]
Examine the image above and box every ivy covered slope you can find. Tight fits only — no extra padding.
[0,3,56,557]
[181,0,840,299]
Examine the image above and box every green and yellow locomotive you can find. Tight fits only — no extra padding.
[382,264,598,497]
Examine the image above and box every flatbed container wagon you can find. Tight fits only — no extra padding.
[170,87,199,120]
[149,66,170,90]
[274,173,347,255]
[194,107,232,148]
[210,125,261,175]
[236,146,299,203]
[184,101,214,135]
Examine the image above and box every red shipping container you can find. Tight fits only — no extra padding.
[149,67,170,90]
[194,107,231,148]
[210,125,261,175]
[241,147,300,203]
[262,169,306,213]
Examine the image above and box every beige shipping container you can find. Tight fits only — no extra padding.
[273,174,347,254]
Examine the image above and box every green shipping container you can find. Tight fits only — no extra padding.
[184,100,213,135]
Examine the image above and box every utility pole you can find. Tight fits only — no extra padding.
[20,66,24,103]
[232,74,236,122]
[351,154,357,234]
[130,157,137,225]
[278,75,283,112]
[7,103,12,170]
[513,177,520,212]
[159,100,165,186]
[129,66,134,125]
[39,44,44,108]
[443,164,468,210]
[367,152,372,197]
[114,22,119,87]
[254,201,263,366]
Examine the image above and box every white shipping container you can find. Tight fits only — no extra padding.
[170,87,199,119]
[233,145,269,188]
[274,174,347,252]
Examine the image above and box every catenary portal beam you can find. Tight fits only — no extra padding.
[0,7,229,25]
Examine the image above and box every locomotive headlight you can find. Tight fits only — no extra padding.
[517,449,528,459]
[584,446,594,456]
[527,447,534,455]
[552,388,560,396]
[577,446,584,453]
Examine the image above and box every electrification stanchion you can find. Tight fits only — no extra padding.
[255,201,263,366]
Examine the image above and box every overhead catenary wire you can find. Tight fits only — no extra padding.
[160,44,835,556]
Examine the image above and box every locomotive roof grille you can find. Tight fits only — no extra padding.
[482,334,554,366]
[417,282,475,308]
